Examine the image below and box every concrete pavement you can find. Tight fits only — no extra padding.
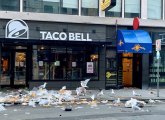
[81,88,165,101]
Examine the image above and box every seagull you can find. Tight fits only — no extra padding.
[148,99,156,104]
[76,87,86,96]
[81,79,90,88]
[97,89,104,96]
[133,90,141,96]
[90,94,95,101]
[113,98,121,104]
[39,82,47,89]
[111,89,115,94]
[61,86,66,90]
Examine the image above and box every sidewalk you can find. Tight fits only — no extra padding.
[82,88,165,101]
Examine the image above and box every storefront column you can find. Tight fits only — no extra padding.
[142,54,150,89]
[0,44,1,88]
[98,45,106,89]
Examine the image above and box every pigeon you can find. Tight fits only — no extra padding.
[39,82,47,89]
[80,79,90,88]
[133,90,141,96]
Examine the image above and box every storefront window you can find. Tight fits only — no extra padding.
[32,45,99,81]
[124,0,140,18]
[61,0,78,15]
[149,50,165,85]
[0,0,20,11]
[81,0,99,16]
[105,0,121,17]
[147,0,162,19]
[105,48,117,87]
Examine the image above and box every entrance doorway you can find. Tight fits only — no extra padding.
[121,53,142,88]
[122,53,133,86]
[0,47,27,87]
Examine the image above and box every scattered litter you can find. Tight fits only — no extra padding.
[64,104,72,111]
[25,112,30,115]
[155,100,164,103]
[101,100,108,104]
[148,99,156,104]
[0,80,162,113]
[125,98,146,111]
[13,109,18,112]
[0,104,6,111]
[74,106,84,109]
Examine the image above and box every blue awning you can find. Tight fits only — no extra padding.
[117,30,152,53]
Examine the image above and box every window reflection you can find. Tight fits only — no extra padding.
[81,0,99,16]
[23,0,60,14]
[32,45,99,81]
[124,0,140,18]
[61,0,78,15]
[147,0,162,19]
[105,0,121,17]
[23,0,78,15]
[0,0,20,11]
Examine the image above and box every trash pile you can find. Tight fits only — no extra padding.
[0,79,160,112]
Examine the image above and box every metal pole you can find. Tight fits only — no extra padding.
[157,53,160,97]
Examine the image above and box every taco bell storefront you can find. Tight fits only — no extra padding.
[0,19,107,89]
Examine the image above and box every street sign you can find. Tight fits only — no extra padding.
[156,39,161,51]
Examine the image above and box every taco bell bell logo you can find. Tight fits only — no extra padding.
[5,19,29,39]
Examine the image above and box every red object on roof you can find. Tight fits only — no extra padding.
[133,17,139,30]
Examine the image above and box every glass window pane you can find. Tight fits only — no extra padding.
[0,0,20,11]
[147,0,162,19]
[81,0,99,16]
[61,0,78,15]
[32,45,99,81]
[50,47,67,80]
[23,0,60,14]
[33,46,50,80]
[105,0,121,17]
[125,0,140,18]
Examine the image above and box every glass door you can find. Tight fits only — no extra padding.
[1,50,27,87]
[14,52,26,85]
